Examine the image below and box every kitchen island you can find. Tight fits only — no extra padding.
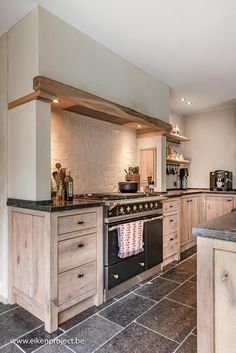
[192,210,236,353]
[7,199,104,333]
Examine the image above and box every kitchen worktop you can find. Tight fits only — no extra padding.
[192,209,236,242]
[7,189,236,211]
[165,189,236,198]
[7,198,105,212]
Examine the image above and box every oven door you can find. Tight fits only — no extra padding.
[104,217,146,267]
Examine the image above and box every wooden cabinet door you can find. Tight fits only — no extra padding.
[205,196,233,221]
[180,198,190,245]
[189,197,200,239]
[214,249,236,353]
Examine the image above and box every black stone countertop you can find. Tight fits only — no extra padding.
[7,198,105,212]
[165,189,236,198]
[7,189,236,212]
[192,210,236,242]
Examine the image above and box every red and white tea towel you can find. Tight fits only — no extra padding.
[117,220,144,258]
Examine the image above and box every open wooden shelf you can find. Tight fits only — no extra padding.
[166,158,191,165]
[166,132,190,143]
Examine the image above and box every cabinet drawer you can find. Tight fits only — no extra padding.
[163,200,178,213]
[58,212,97,235]
[163,214,178,235]
[58,262,97,305]
[58,233,97,273]
[104,253,146,290]
[163,232,178,258]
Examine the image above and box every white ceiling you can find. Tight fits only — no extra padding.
[1,0,236,115]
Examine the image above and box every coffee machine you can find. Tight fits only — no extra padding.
[210,170,233,191]
[180,168,189,190]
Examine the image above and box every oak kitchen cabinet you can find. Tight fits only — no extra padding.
[180,195,200,250]
[163,198,180,264]
[8,205,104,333]
[205,195,235,221]
[197,236,236,353]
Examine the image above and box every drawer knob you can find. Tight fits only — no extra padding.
[139,262,145,267]
[77,243,84,248]
[170,205,173,208]
[170,238,174,241]
[170,219,174,223]
[77,273,84,278]
[222,270,229,281]
[112,274,119,280]
[77,221,84,225]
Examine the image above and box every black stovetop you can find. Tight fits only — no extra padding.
[75,192,162,201]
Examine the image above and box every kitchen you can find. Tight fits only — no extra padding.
[1,2,236,353]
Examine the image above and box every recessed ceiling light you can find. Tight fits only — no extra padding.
[187,101,192,105]
[53,98,60,103]
[180,98,186,102]
[137,125,142,128]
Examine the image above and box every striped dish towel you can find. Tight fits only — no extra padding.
[117,220,144,258]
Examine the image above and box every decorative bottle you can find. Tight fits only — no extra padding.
[64,169,73,201]
[56,179,65,204]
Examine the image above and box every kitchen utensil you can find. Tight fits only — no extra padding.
[125,174,140,191]
[119,181,138,193]
[55,163,61,171]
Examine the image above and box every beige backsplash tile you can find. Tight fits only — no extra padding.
[51,109,137,194]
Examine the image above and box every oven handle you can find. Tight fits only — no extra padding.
[108,216,163,231]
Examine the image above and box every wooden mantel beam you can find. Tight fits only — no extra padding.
[8,76,172,134]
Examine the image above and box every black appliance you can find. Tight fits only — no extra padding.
[210,170,233,191]
[180,168,189,190]
[77,192,164,292]
[118,181,138,193]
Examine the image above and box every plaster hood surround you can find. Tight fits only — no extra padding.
[1,0,236,115]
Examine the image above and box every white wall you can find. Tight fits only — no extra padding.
[51,109,137,193]
[8,7,39,102]
[0,32,8,301]
[184,108,236,188]
[7,7,51,202]
[169,110,185,135]
[38,7,169,121]
[137,136,166,192]
[8,101,51,200]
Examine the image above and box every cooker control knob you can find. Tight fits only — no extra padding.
[145,204,148,209]
[138,262,145,267]
[139,204,143,210]
[133,205,137,211]
[150,203,153,208]
[126,206,131,212]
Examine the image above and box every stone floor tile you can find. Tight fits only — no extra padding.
[99,293,154,327]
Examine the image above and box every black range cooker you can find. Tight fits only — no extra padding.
[78,192,164,294]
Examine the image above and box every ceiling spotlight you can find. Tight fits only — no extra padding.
[137,125,142,128]
[180,98,186,102]
[53,98,60,104]
[187,101,192,105]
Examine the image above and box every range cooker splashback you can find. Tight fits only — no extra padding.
[210,170,233,191]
